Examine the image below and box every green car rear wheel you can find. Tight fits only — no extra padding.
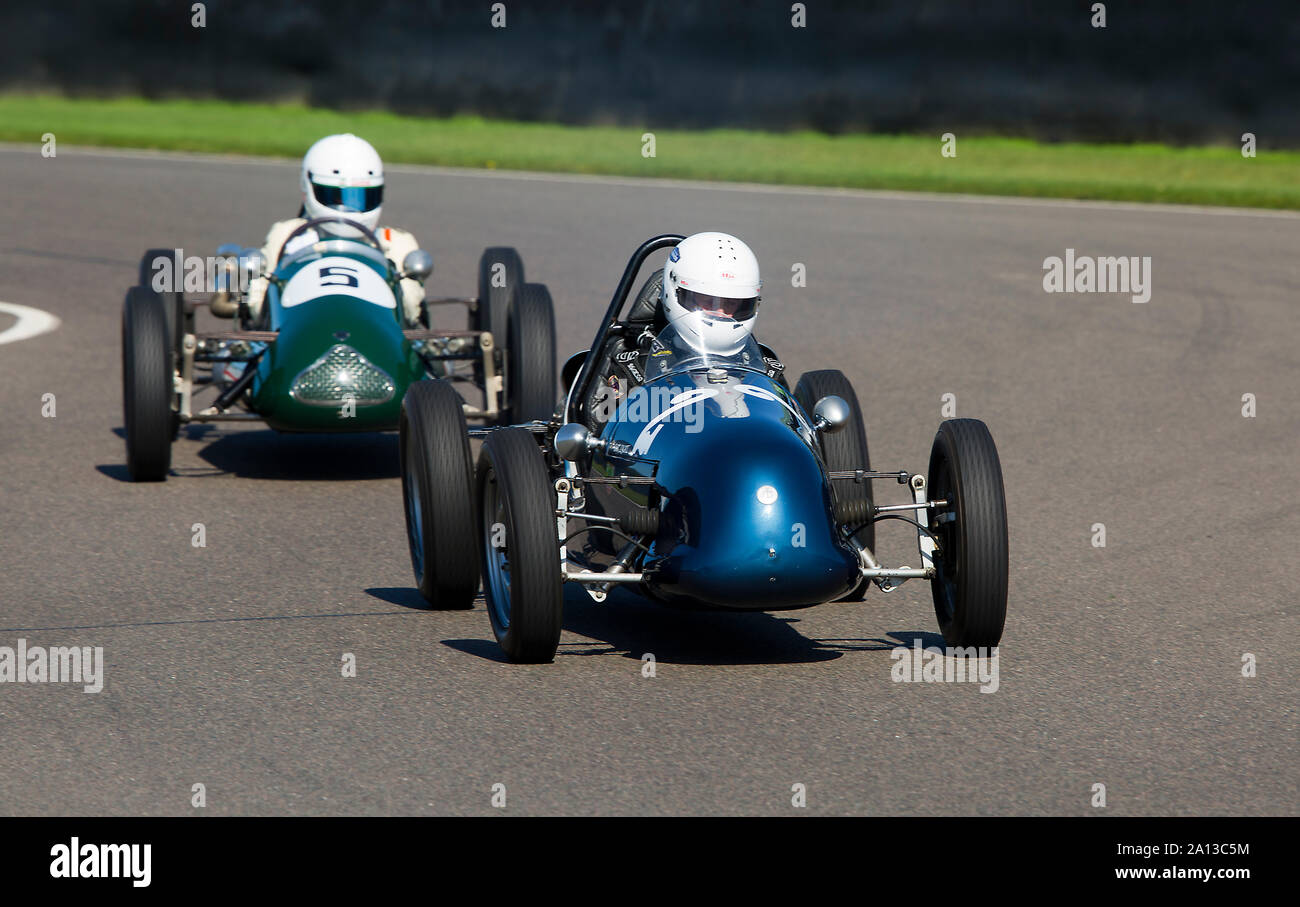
[505,282,558,424]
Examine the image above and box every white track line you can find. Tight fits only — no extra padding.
[0,301,61,346]
[2,142,1297,221]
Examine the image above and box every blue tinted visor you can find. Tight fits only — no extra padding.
[311,182,382,213]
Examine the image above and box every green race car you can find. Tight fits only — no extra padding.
[121,217,556,480]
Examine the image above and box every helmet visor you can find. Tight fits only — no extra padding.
[677,288,758,320]
[311,182,383,213]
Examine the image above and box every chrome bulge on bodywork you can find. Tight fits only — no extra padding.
[813,394,850,433]
[400,249,433,281]
[288,343,396,406]
[554,422,603,461]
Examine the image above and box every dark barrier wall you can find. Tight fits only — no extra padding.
[2,0,1297,144]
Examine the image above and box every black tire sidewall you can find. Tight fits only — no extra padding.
[794,369,873,599]
[506,282,557,424]
[476,428,563,662]
[475,247,524,390]
[928,419,1008,647]
[476,247,524,341]
[122,287,174,481]
[139,249,184,361]
[399,380,480,608]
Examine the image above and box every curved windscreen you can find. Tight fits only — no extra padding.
[277,237,391,278]
[644,313,767,381]
[603,315,815,453]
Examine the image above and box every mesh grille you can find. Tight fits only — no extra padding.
[290,344,395,406]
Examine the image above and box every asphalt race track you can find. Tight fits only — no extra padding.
[1,146,1296,815]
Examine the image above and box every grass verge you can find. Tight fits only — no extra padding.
[2,94,1297,209]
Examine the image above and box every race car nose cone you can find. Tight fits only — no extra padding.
[289,344,395,406]
[642,410,860,608]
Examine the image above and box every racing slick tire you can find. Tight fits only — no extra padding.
[505,282,558,424]
[794,369,874,600]
[477,428,563,663]
[927,418,1008,647]
[475,246,524,345]
[122,286,175,481]
[399,379,481,609]
[139,248,186,360]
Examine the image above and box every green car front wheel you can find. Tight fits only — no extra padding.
[121,286,175,481]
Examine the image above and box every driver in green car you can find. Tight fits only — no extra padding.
[244,133,429,327]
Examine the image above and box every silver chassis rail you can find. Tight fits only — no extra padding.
[466,421,549,439]
[554,478,645,603]
[847,473,939,592]
[172,318,504,424]
[407,294,501,420]
[405,328,501,420]
[175,331,258,423]
[173,331,265,422]
[550,470,945,602]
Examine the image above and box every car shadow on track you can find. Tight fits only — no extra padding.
[552,589,835,664]
[441,638,514,664]
[395,584,943,666]
[436,588,849,666]
[568,594,950,664]
[101,426,401,480]
[539,588,943,666]
[815,629,947,652]
[366,586,473,612]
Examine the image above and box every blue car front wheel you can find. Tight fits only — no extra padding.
[927,419,1008,647]
[400,379,480,609]
[477,428,563,663]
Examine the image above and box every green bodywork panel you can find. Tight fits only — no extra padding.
[247,241,430,432]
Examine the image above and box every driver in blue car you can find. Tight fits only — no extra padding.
[585,231,786,427]
[244,133,429,327]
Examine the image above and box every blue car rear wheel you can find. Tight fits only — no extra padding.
[795,369,874,600]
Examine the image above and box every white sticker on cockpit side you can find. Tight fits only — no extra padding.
[735,383,804,421]
[631,388,718,456]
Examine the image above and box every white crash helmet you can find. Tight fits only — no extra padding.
[661,232,762,356]
[300,134,384,237]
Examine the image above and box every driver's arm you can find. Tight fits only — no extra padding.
[377,227,426,326]
[584,329,651,431]
[758,344,791,389]
[245,218,304,323]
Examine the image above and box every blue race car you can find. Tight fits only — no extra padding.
[399,234,1008,663]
